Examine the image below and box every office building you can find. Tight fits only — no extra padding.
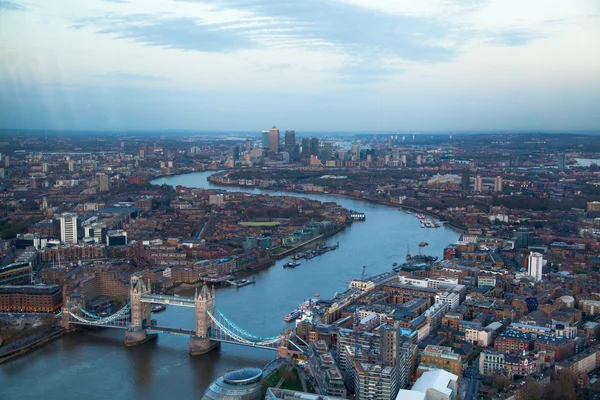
[474,175,482,192]
[353,363,399,400]
[59,212,78,244]
[301,138,311,154]
[42,162,48,173]
[416,155,422,165]
[0,168,5,180]
[418,345,462,377]
[269,126,280,153]
[267,388,346,400]
[99,173,109,192]
[0,262,33,285]
[494,176,503,192]
[587,201,600,212]
[395,369,458,400]
[351,143,361,161]
[106,230,128,246]
[557,154,566,171]
[321,142,333,161]
[461,167,470,191]
[202,368,263,400]
[84,222,107,244]
[310,137,320,155]
[528,252,543,281]
[4,156,9,167]
[245,137,252,152]
[262,130,270,152]
[285,130,296,151]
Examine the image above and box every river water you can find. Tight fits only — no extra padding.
[0,171,460,400]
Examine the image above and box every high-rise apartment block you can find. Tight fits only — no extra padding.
[528,252,543,281]
[59,213,78,244]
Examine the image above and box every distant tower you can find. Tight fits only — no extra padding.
[269,126,280,153]
[68,160,74,172]
[41,196,48,210]
[494,176,503,192]
[4,156,9,167]
[30,176,37,189]
[310,137,319,155]
[245,137,252,152]
[42,162,48,173]
[99,173,109,192]
[528,252,543,281]
[285,130,296,151]
[416,155,422,165]
[557,154,566,171]
[474,175,483,192]
[125,275,153,346]
[351,143,361,161]
[301,138,310,155]
[461,167,470,191]
[262,130,270,153]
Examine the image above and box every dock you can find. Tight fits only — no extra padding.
[226,278,256,288]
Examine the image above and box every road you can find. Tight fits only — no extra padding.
[462,356,482,400]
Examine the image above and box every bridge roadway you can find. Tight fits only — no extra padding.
[147,326,195,337]
[141,294,195,307]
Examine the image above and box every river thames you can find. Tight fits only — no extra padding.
[0,171,460,400]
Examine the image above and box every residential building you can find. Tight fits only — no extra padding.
[99,173,109,192]
[528,252,543,281]
[59,212,78,244]
[353,362,399,400]
[0,284,62,313]
[474,175,483,192]
[494,176,503,192]
[435,291,460,310]
[0,262,32,286]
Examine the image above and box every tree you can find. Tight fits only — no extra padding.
[493,375,511,392]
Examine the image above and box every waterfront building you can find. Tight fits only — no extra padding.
[395,369,458,400]
[285,130,296,151]
[269,126,280,153]
[494,175,503,192]
[202,368,263,400]
[527,252,543,281]
[0,284,62,313]
[59,212,78,244]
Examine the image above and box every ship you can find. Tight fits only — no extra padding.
[284,309,302,322]
[284,261,301,268]
[406,254,438,263]
[151,304,166,313]
[393,262,398,267]
[418,242,429,247]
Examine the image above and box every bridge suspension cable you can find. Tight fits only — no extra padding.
[206,310,280,347]
[68,303,131,326]
[214,307,265,340]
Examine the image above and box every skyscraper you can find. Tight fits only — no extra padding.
[351,143,361,161]
[269,126,280,153]
[494,176,503,192]
[301,138,310,155]
[284,130,295,151]
[474,175,483,192]
[261,130,270,152]
[461,167,470,191]
[233,145,240,161]
[557,154,566,171]
[245,138,252,152]
[310,137,319,155]
[99,173,109,192]
[321,142,333,161]
[59,213,78,244]
[528,252,543,281]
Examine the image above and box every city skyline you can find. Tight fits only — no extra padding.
[1,0,599,132]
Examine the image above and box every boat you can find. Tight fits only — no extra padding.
[406,254,438,263]
[284,309,301,322]
[314,293,320,297]
[151,304,166,313]
[284,261,301,268]
[393,262,398,267]
[419,242,429,247]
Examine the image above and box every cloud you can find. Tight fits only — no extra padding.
[96,71,167,81]
[89,15,257,53]
[486,30,544,46]
[78,0,458,63]
[69,24,84,30]
[0,1,27,10]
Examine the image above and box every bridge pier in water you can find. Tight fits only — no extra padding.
[190,284,220,355]
[125,275,155,346]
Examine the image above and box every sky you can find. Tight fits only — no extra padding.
[0,0,599,132]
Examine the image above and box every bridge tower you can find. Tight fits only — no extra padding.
[190,284,220,355]
[125,274,153,346]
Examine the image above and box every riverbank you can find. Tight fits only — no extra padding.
[0,327,65,364]
[205,172,466,234]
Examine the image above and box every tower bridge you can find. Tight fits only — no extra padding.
[60,275,299,357]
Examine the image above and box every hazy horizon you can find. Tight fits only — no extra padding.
[1,0,599,132]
